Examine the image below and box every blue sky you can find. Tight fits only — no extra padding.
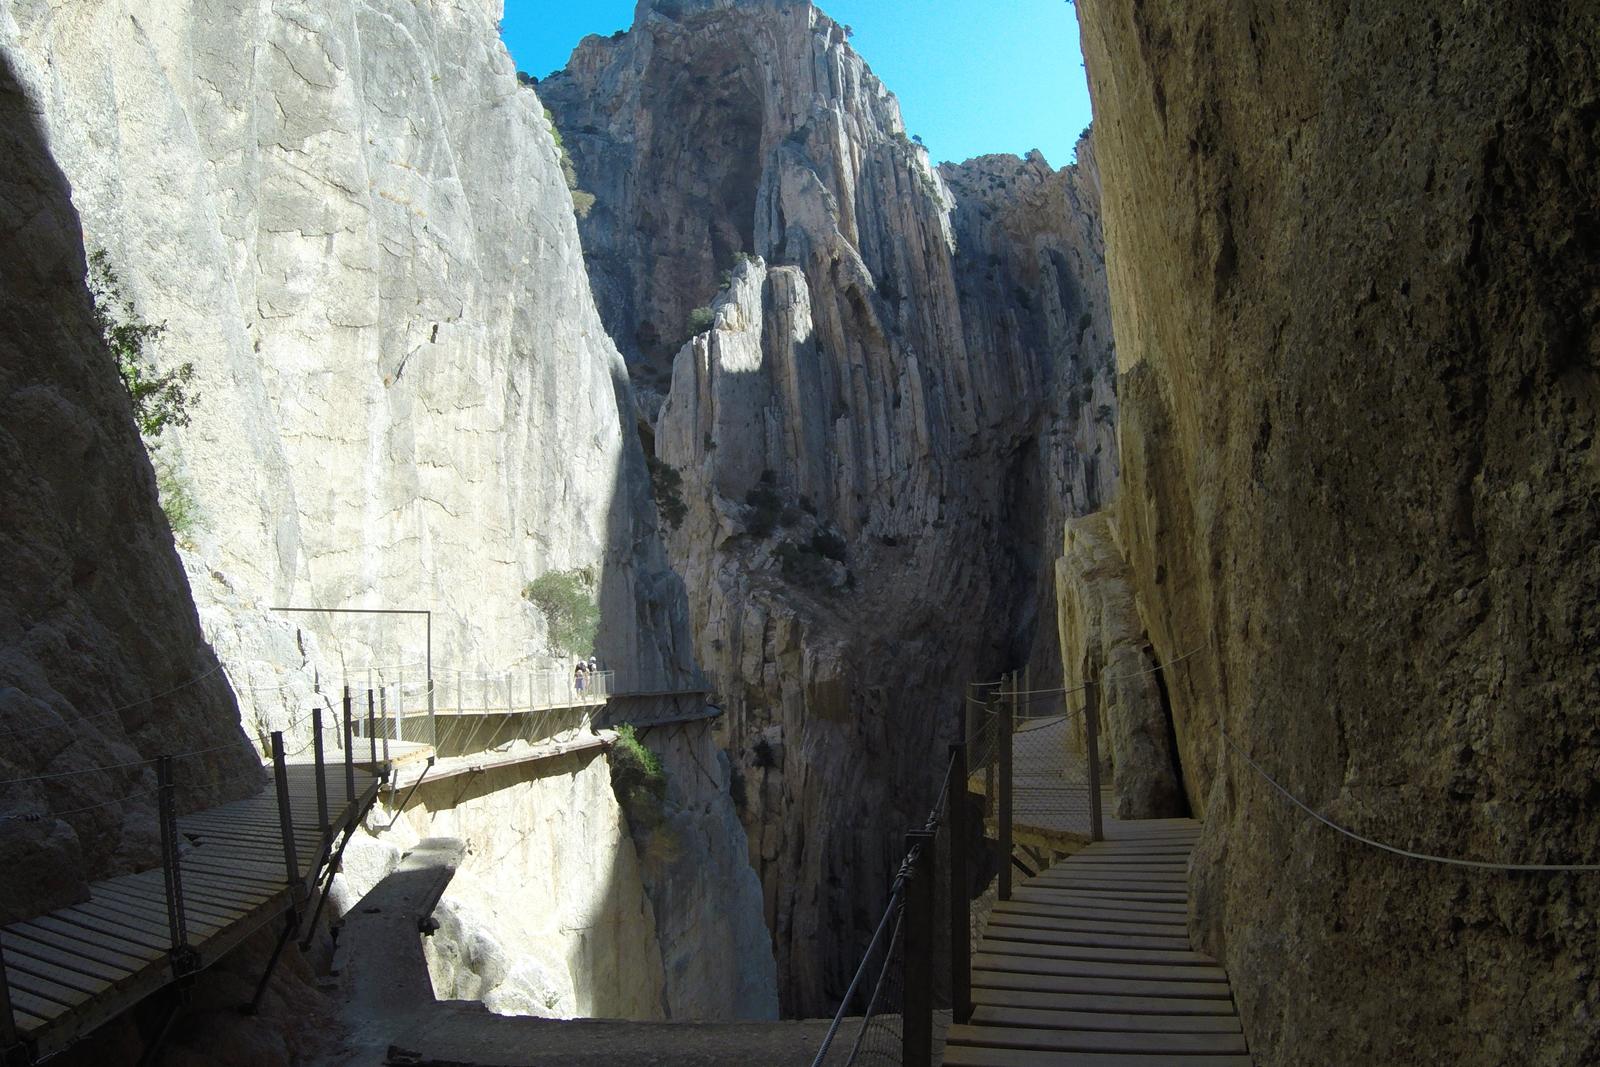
[500,1,1093,169]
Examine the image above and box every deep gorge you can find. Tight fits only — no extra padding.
[1,0,1595,1064]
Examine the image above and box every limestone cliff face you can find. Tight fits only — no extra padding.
[0,44,254,926]
[542,0,1116,1012]
[5,0,769,1021]
[1075,1,1600,1063]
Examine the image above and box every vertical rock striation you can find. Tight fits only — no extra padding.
[0,45,254,926]
[4,0,771,1020]
[1075,1,1600,1062]
[543,0,1116,1012]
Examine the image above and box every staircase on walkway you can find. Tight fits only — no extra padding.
[944,816,1250,1065]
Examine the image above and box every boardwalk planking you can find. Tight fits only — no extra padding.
[950,720,1252,1066]
[3,762,380,1059]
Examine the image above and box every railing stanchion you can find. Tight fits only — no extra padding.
[998,673,1015,901]
[343,688,356,807]
[379,686,391,764]
[367,689,377,765]
[949,742,972,1025]
[1085,677,1104,843]
[428,672,437,749]
[903,828,935,1066]
[156,755,189,957]
[0,936,16,1052]
[271,732,300,886]
[312,706,329,837]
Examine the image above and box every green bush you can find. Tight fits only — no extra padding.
[89,250,195,441]
[610,724,666,809]
[810,527,847,562]
[523,568,599,654]
[744,479,782,537]
[647,454,687,529]
[155,459,199,541]
[571,189,596,219]
[687,305,715,334]
[776,539,835,589]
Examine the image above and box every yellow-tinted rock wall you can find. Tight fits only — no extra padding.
[1077,1,1600,1062]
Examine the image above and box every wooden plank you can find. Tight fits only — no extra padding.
[971,1004,1241,1034]
[5,950,111,999]
[17,921,165,966]
[971,938,1211,967]
[64,899,194,943]
[1016,886,1189,906]
[2,931,137,982]
[1007,891,1190,916]
[6,985,68,1026]
[94,878,248,925]
[1037,871,1189,887]
[993,902,1189,928]
[986,914,1190,942]
[4,961,92,1010]
[973,969,1233,1000]
[78,890,226,939]
[982,920,1193,952]
[948,1022,1247,1055]
[1021,880,1188,899]
[970,987,1238,1016]
[943,1044,1251,1067]
[974,951,1226,983]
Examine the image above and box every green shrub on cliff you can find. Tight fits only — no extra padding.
[523,567,599,654]
[687,305,715,334]
[89,250,195,442]
[610,724,667,813]
[647,454,687,529]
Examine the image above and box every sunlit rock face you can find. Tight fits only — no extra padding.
[0,46,255,925]
[4,0,768,1021]
[1076,1,1600,1063]
[543,0,1116,1013]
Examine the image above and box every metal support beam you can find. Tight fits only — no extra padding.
[270,733,300,887]
[312,706,329,839]
[902,828,935,1066]
[1085,678,1104,843]
[998,673,1015,901]
[948,742,972,1025]
[343,690,355,807]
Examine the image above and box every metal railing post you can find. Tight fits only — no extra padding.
[998,673,1015,901]
[1085,678,1104,842]
[312,706,329,837]
[343,688,356,808]
[156,755,189,955]
[428,672,437,748]
[0,937,16,1052]
[366,689,377,764]
[379,686,391,764]
[903,829,935,1066]
[949,742,972,1024]
[271,732,300,886]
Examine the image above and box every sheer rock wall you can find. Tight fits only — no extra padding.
[4,0,768,1021]
[0,40,254,927]
[542,0,1116,1013]
[1075,1,1600,1062]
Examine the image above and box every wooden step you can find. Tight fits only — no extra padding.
[982,919,1193,951]
[974,968,1233,1000]
[973,951,1227,983]
[971,1004,1242,1034]
[969,987,1240,1016]
[943,1043,1251,1066]
[948,1022,1248,1055]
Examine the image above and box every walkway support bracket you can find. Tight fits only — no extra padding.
[948,741,972,1025]
[1085,678,1104,842]
[902,828,935,1066]
[997,675,1015,901]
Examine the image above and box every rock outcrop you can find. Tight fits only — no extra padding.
[5,0,769,1023]
[1075,1,1600,1063]
[542,0,1116,1013]
[0,45,253,926]
[1054,511,1184,819]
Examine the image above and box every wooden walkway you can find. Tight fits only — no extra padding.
[2,761,382,1060]
[944,819,1252,1065]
